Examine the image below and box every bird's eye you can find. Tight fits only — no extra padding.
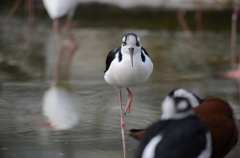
[123,42,126,46]
[136,42,140,46]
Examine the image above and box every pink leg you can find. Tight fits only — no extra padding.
[177,8,191,35]
[65,43,78,80]
[231,2,240,69]
[124,88,133,115]
[26,0,34,25]
[65,17,73,39]
[231,10,237,69]
[53,19,63,83]
[26,0,34,53]
[31,115,56,131]
[118,90,127,158]
[64,17,78,46]
[64,17,79,80]
[195,3,202,32]
[7,0,22,23]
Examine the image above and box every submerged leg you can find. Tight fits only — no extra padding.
[124,88,133,115]
[195,2,203,32]
[64,16,79,48]
[7,0,22,22]
[231,2,240,69]
[177,7,192,37]
[118,89,127,158]
[64,17,79,80]
[53,19,63,83]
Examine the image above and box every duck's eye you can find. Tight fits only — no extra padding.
[136,42,140,46]
[123,42,126,46]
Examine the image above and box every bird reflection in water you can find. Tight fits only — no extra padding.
[42,82,80,130]
[42,0,80,82]
[40,47,80,130]
[41,35,80,131]
[40,0,81,130]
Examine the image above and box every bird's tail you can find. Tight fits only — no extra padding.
[129,129,146,140]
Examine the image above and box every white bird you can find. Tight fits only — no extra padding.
[41,0,80,37]
[42,0,80,81]
[42,0,79,34]
[104,33,153,158]
[135,95,212,158]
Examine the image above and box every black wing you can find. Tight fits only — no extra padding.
[134,120,170,158]
[104,46,121,73]
[135,116,208,158]
[141,47,150,57]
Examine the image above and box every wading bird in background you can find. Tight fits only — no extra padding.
[6,0,38,53]
[34,16,80,131]
[177,0,203,37]
[7,0,35,23]
[42,0,81,81]
[104,33,153,158]
[220,1,240,100]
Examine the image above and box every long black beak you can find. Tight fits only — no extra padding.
[128,47,134,67]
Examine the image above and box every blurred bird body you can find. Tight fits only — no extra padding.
[135,95,211,158]
[194,98,238,158]
[42,0,79,19]
[130,89,238,158]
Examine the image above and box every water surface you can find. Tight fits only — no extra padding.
[0,16,239,158]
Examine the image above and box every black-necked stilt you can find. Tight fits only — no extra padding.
[104,33,153,158]
[130,88,238,158]
[135,94,212,158]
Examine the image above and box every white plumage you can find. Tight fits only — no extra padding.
[42,0,80,19]
[104,33,153,158]
[104,34,153,89]
[135,95,211,158]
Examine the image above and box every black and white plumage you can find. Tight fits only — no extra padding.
[135,95,212,158]
[130,88,238,158]
[161,88,203,119]
[104,33,153,89]
[104,33,153,158]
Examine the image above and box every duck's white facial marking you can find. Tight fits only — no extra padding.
[161,96,175,118]
[173,89,200,108]
[161,96,195,120]
[177,100,189,111]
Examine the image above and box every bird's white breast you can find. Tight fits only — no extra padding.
[42,0,79,19]
[104,52,153,89]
